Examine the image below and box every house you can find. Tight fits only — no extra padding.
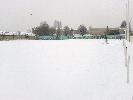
[0,31,35,40]
[71,30,84,39]
[73,34,83,39]
[83,34,94,39]
[89,27,119,35]
[89,27,126,39]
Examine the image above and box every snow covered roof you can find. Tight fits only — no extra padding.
[0,31,35,36]
[20,32,35,36]
[83,34,93,37]
[73,34,82,37]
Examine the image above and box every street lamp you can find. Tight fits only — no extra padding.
[126,0,130,41]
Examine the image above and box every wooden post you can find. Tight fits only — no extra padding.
[124,46,128,67]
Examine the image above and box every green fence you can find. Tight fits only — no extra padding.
[36,36,56,40]
[36,35,73,40]
[36,34,125,40]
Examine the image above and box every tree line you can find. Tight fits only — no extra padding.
[32,21,88,36]
[32,20,133,36]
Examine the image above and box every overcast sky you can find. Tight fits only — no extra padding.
[0,0,133,31]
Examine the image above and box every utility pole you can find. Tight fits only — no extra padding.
[126,0,130,41]
[105,26,108,44]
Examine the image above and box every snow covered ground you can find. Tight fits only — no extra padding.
[0,39,133,100]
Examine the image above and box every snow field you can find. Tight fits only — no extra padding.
[0,39,132,100]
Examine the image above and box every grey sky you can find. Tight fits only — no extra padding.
[0,0,133,31]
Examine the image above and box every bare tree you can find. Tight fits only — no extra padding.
[77,25,87,36]
[63,26,70,36]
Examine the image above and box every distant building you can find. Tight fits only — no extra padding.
[88,27,127,39]
[119,28,126,34]
[89,27,119,36]
[73,34,83,39]
[72,30,78,35]
[0,31,35,40]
